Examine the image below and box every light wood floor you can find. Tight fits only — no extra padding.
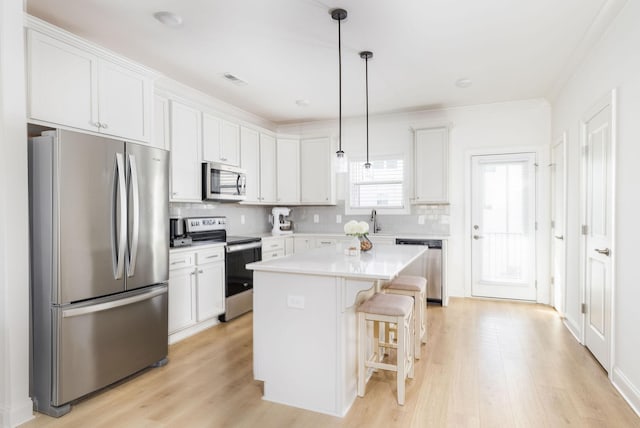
[21,298,639,428]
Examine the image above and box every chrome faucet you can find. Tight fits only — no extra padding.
[370,209,382,234]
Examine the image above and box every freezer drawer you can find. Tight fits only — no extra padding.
[52,285,168,405]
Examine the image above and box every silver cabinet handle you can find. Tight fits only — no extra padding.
[473,235,483,240]
[595,248,610,256]
[101,122,108,129]
[220,157,228,161]
[270,244,279,248]
[206,254,220,259]
[92,121,102,128]
[198,269,204,274]
[170,260,186,265]
[554,235,564,240]
[127,154,140,277]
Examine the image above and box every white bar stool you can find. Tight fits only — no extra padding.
[384,275,427,359]
[357,293,414,405]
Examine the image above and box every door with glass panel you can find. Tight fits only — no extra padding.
[471,153,537,300]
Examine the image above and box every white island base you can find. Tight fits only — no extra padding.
[249,245,427,416]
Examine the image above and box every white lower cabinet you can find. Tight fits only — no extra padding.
[262,236,287,260]
[293,236,316,253]
[169,246,225,343]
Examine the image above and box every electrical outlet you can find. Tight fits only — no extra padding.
[418,215,425,225]
[240,214,246,225]
[336,214,342,223]
[287,295,305,309]
[313,214,319,223]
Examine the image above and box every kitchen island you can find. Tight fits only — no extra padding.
[247,244,427,417]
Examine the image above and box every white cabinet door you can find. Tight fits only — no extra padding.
[294,236,315,253]
[300,137,334,204]
[27,30,99,132]
[201,112,222,163]
[414,127,449,203]
[276,138,300,204]
[221,121,240,166]
[170,101,202,201]
[284,237,294,255]
[97,59,152,142]
[240,127,260,203]
[168,267,197,333]
[153,95,170,150]
[260,134,277,204]
[196,262,225,321]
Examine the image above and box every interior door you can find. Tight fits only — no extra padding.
[583,102,613,370]
[551,135,567,314]
[471,153,537,300]
[125,142,169,290]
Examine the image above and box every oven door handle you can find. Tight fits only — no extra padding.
[226,242,262,253]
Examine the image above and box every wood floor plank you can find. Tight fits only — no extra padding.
[20,298,640,427]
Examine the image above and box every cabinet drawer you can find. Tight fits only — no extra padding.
[169,252,195,270]
[262,237,285,252]
[315,238,337,247]
[263,249,284,260]
[196,247,225,264]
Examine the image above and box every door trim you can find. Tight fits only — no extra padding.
[579,89,617,376]
[551,131,568,317]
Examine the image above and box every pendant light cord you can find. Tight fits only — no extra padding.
[365,55,369,165]
[338,17,342,154]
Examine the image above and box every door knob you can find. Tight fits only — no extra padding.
[473,235,483,240]
[594,248,610,256]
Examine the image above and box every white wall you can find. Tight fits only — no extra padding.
[279,98,551,300]
[551,0,640,414]
[0,0,34,426]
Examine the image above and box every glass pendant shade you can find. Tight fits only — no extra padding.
[336,150,348,173]
[363,162,373,180]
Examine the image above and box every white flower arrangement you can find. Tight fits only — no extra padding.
[343,220,370,237]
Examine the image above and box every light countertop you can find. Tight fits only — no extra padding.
[247,244,427,280]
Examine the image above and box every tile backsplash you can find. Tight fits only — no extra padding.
[170,201,450,236]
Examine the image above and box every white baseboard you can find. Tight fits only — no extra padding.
[612,367,640,417]
[0,399,34,428]
[168,318,219,345]
[563,316,582,343]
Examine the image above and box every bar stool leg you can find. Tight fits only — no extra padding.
[357,312,366,397]
[397,314,406,405]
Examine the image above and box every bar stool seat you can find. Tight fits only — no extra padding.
[357,293,414,405]
[384,275,427,358]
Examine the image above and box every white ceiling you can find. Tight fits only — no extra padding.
[26,0,621,125]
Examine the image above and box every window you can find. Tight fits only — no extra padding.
[348,156,406,213]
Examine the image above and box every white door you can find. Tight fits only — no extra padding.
[551,135,567,314]
[276,138,300,204]
[169,101,202,201]
[471,153,537,300]
[583,101,613,370]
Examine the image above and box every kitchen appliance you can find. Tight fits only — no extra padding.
[29,129,169,417]
[202,162,247,201]
[170,217,191,247]
[270,207,293,235]
[181,217,262,322]
[395,238,443,304]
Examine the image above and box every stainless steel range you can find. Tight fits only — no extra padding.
[183,217,262,322]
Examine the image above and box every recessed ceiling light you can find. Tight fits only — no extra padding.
[153,11,183,27]
[296,99,310,107]
[455,78,472,88]
[223,73,248,86]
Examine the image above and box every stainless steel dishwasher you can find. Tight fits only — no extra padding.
[395,238,442,304]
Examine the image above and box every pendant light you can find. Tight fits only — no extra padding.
[360,51,373,179]
[331,8,348,173]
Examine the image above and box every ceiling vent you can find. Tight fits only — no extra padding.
[223,73,248,86]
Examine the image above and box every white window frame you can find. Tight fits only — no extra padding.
[345,154,410,215]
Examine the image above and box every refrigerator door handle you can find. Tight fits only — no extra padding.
[112,153,127,280]
[61,286,167,318]
[127,154,140,278]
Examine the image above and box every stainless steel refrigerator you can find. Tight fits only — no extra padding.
[29,129,169,417]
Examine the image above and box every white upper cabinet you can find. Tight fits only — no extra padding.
[300,137,334,205]
[202,114,240,166]
[220,121,240,166]
[240,127,260,203]
[276,138,300,204]
[153,95,170,150]
[413,127,449,204]
[27,28,152,143]
[260,134,277,204]
[170,100,202,202]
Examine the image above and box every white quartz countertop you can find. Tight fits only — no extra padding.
[247,244,427,280]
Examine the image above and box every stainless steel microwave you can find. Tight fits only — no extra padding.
[202,162,247,201]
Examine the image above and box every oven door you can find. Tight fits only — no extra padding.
[202,162,247,201]
[225,242,262,297]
